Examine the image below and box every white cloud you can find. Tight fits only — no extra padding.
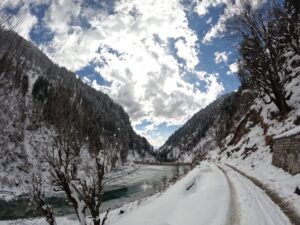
[3,0,225,146]
[148,135,165,149]
[202,0,237,43]
[142,132,166,149]
[175,38,199,70]
[206,17,212,24]
[227,62,238,74]
[134,123,165,148]
[195,0,266,43]
[214,51,229,64]
[194,0,227,17]
[37,0,103,70]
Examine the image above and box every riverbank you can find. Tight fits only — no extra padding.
[0,163,188,225]
[0,164,189,221]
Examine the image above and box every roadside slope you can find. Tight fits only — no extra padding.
[110,162,230,225]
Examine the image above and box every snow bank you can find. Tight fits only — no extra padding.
[110,162,230,225]
[275,126,300,139]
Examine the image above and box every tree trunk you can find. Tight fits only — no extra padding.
[93,218,101,225]
[279,100,291,118]
[39,204,56,225]
[63,183,87,225]
[90,208,101,225]
[273,91,291,118]
[46,215,57,225]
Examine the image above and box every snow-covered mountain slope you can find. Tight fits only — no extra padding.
[208,53,300,216]
[158,89,255,162]
[207,78,300,216]
[0,28,154,196]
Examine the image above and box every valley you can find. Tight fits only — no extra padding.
[0,0,299,225]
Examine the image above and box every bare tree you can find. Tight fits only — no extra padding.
[30,170,56,225]
[0,1,8,26]
[282,0,300,54]
[229,1,300,118]
[44,131,88,225]
[75,137,111,225]
[0,1,22,31]
[42,120,119,225]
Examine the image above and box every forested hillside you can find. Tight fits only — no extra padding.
[0,27,153,192]
[158,90,255,161]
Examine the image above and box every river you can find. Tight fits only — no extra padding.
[0,165,189,220]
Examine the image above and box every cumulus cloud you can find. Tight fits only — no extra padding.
[2,0,226,146]
[227,62,238,74]
[194,0,227,17]
[214,51,229,64]
[175,38,199,70]
[134,123,166,148]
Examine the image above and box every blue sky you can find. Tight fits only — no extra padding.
[0,0,264,148]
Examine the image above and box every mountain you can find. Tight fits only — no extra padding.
[0,28,153,192]
[158,54,300,166]
[158,90,255,161]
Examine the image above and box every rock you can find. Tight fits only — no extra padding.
[295,187,300,195]
[119,210,125,215]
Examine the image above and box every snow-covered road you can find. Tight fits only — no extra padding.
[109,162,291,225]
[219,165,291,225]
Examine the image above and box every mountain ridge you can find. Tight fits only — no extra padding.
[158,89,256,161]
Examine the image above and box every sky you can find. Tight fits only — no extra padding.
[0,0,265,148]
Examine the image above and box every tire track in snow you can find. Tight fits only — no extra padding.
[217,165,241,225]
[219,164,292,225]
[225,164,300,225]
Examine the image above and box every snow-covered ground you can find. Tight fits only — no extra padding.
[109,163,230,225]
[205,72,300,218]
[217,147,300,217]
[208,91,300,217]
[0,162,292,225]
[220,165,291,225]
